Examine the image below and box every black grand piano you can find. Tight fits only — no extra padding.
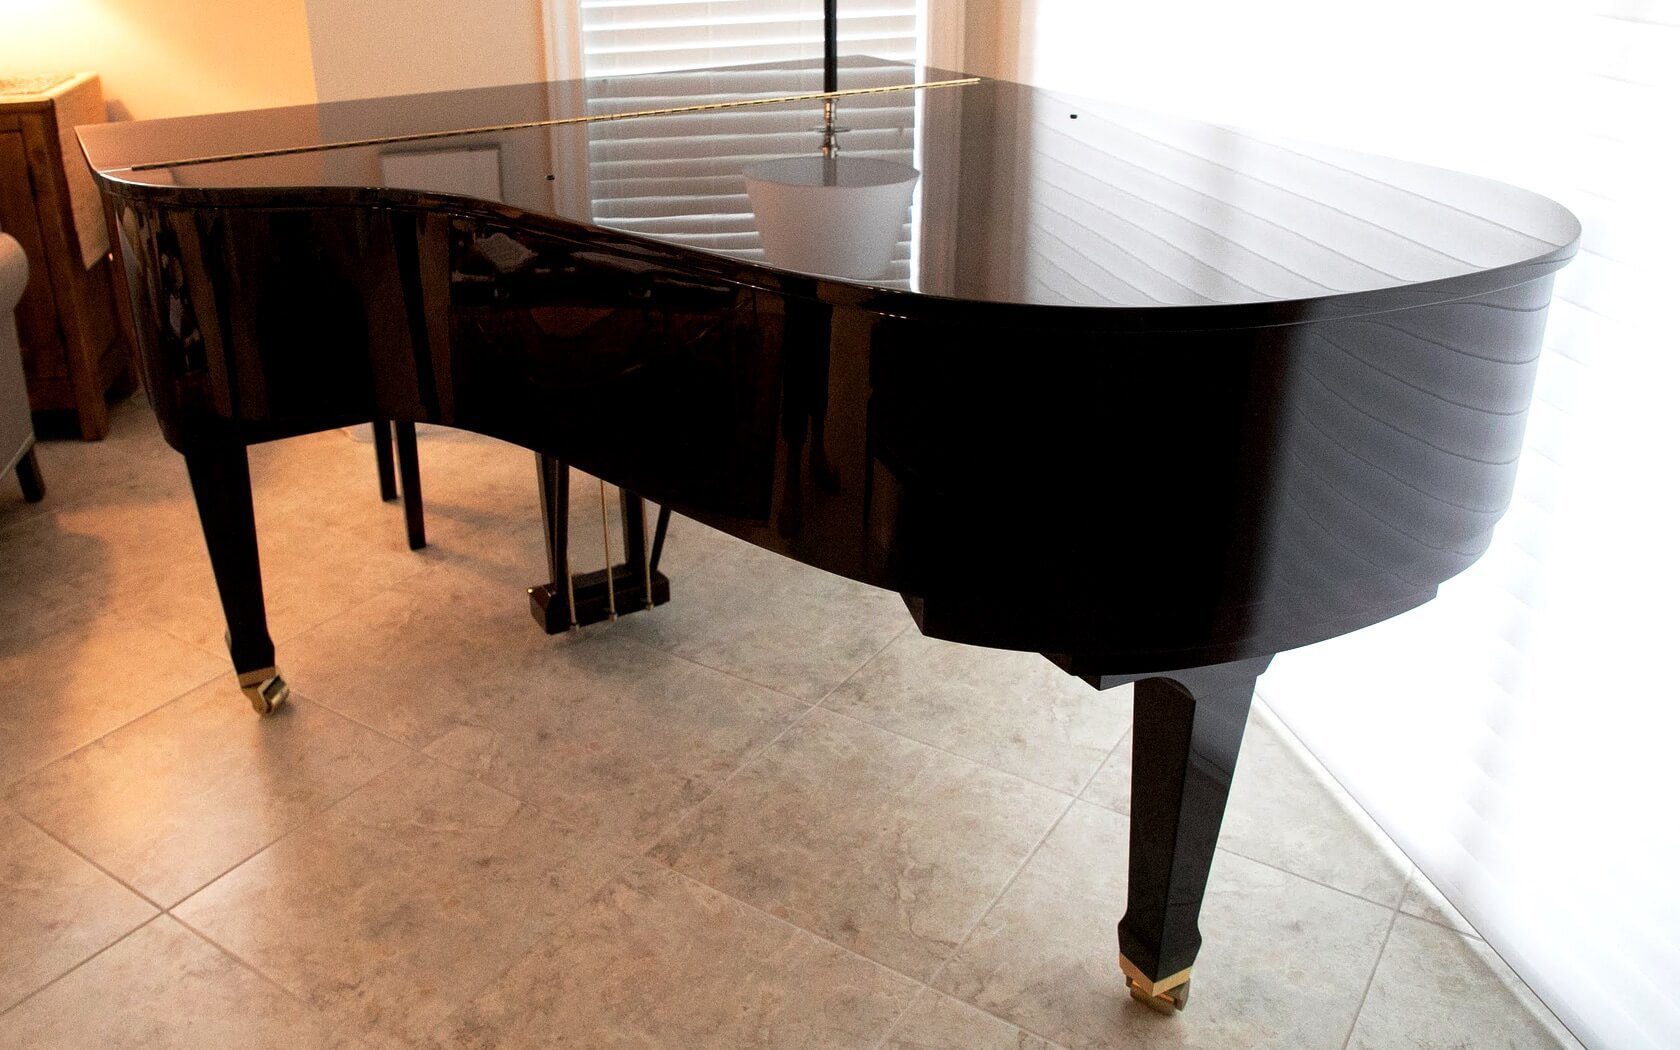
[78,58,1577,1014]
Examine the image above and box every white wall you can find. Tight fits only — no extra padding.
[303,0,549,102]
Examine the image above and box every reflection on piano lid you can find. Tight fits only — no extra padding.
[79,58,1577,318]
[744,156,919,280]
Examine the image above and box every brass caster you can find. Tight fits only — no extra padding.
[237,667,289,715]
[1128,977,1190,1014]
[1119,954,1192,1014]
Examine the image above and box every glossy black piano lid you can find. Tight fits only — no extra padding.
[80,59,1579,326]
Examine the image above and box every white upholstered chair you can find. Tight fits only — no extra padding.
[2,231,44,502]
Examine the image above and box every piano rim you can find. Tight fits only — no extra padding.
[90,176,1582,337]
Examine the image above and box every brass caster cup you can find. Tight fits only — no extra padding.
[237,668,289,715]
[1120,955,1192,1014]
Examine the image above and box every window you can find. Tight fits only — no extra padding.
[548,0,927,284]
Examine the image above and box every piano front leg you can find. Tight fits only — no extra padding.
[182,440,288,715]
[1118,654,1272,1011]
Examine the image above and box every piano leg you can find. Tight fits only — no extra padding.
[370,420,398,502]
[393,421,426,550]
[1117,654,1272,1012]
[182,441,288,715]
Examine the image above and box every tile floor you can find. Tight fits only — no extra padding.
[0,398,1581,1048]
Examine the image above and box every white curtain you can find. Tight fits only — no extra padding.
[1007,2,1679,1048]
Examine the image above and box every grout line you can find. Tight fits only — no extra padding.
[160,717,419,912]
[1211,843,1407,915]
[627,639,888,857]
[927,793,1083,986]
[657,862,939,996]
[0,911,156,1021]
[1341,905,1402,1050]
[606,618,916,853]
[632,701,824,859]
[14,811,169,912]
[167,913,362,1037]
[816,705,1080,800]
[875,985,1076,1050]
[607,630,824,708]
[417,845,654,1043]
[1,662,226,796]
[893,721,1137,1047]
[1079,762,1413,916]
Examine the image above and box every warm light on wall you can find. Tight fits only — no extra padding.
[0,0,317,119]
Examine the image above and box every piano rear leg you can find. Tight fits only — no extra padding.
[1116,655,1272,1011]
[393,421,426,550]
[182,440,288,715]
[370,420,398,501]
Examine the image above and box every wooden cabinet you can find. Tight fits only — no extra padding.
[0,73,132,439]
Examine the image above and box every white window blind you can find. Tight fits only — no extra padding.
[578,0,920,76]
[1014,2,1680,1048]
[564,0,925,282]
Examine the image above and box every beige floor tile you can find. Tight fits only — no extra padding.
[1349,914,1581,1049]
[174,753,630,1048]
[0,809,156,1012]
[433,858,920,1049]
[0,490,211,647]
[937,801,1393,1050]
[137,513,430,655]
[0,616,224,789]
[1398,868,1479,936]
[0,399,183,533]
[424,631,806,849]
[7,683,409,906]
[651,708,1069,980]
[0,916,356,1049]
[616,540,912,701]
[882,988,1059,1049]
[1,440,424,665]
[282,564,558,747]
[824,630,1130,793]
[1082,706,1408,907]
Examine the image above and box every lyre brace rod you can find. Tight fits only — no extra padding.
[598,477,618,621]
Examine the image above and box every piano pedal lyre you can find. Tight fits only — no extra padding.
[527,461,671,634]
[598,478,617,622]
[1120,955,1192,1014]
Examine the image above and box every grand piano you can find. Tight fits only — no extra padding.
[78,57,1577,1014]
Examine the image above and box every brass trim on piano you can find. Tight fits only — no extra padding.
[120,77,983,174]
[1119,954,1193,1014]
[235,666,289,716]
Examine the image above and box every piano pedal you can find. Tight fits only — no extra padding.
[236,667,289,715]
[529,567,670,634]
[1120,956,1192,1014]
